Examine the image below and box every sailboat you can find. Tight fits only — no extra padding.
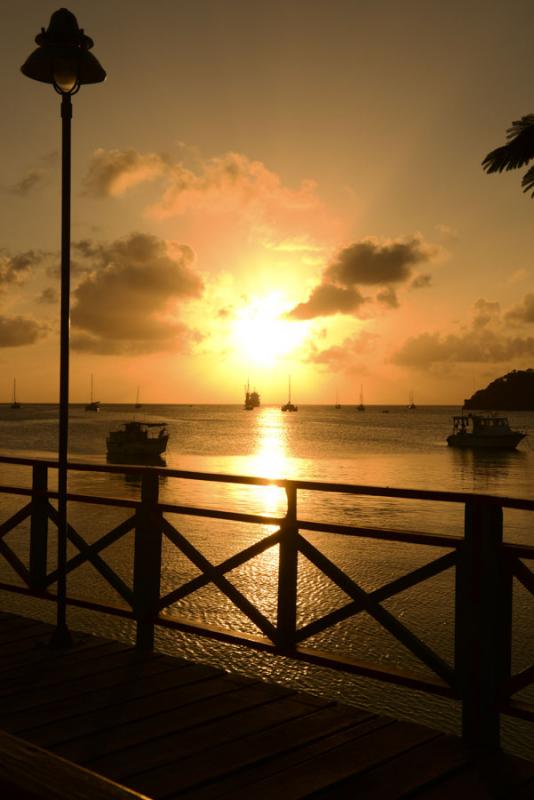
[135,387,142,409]
[335,389,341,409]
[10,379,21,410]
[85,374,100,412]
[281,377,298,412]
[408,391,416,410]
[357,385,365,412]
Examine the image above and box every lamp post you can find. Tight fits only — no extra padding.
[21,9,106,646]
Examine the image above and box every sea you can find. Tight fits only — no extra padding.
[1,403,534,759]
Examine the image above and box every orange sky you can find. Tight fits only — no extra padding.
[2,0,534,404]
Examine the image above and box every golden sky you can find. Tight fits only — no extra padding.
[2,0,534,404]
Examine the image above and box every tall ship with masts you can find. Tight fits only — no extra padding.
[244,380,260,410]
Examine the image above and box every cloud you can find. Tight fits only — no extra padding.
[8,153,57,196]
[505,293,534,325]
[391,328,534,368]
[38,287,57,304]
[410,273,432,289]
[306,331,378,372]
[0,316,46,347]
[0,249,46,285]
[376,287,399,308]
[286,235,439,320]
[287,284,366,320]
[10,170,47,196]
[83,148,169,197]
[391,297,534,369]
[325,237,438,287]
[82,147,321,223]
[70,232,204,354]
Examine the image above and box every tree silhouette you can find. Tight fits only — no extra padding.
[482,114,534,197]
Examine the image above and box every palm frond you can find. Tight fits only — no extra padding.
[482,114,534,173]
[521,164,534,197]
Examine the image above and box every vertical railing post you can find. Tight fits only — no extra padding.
[133,470,162,651]
[29,463,48,592]
[455,499,511,751]
[277,484,298,653]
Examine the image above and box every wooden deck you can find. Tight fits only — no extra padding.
[1,612,533,799]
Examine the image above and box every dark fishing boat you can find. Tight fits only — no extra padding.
[106,421,169,462]
[446,413,525,450]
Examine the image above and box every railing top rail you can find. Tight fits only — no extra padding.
[0,454,533,511]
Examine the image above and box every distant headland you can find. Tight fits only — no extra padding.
[463,369,534,410]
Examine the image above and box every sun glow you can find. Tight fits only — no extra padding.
[231,293,308,368]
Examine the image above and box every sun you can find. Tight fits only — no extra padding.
[231,292,309,368]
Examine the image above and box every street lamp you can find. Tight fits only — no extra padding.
[21,9,106,646]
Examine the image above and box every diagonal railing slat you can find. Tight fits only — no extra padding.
[161,517,277,641]
[159,526,282,610]
[0,503,32,540]
[512,556,534,597]
[298,534,455,685]
[296,550,457,643]
[0,539,31,586]
[47,504,134,606]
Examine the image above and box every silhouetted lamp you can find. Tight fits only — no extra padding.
[21,9,106,647]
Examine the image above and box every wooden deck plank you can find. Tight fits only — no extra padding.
[309,733,471,798]
[0,612,532,799]
[2,661,217,734]
[68,685,307,773]
[143,706,387,799]
[27,673,257,750]
[193,719,447,800]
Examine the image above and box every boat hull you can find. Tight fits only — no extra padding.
[447,433,525,450]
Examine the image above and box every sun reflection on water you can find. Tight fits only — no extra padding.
[248,408,289,516]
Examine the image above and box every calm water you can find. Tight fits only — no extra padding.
[1,403,534,757]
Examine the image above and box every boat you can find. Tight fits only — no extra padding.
[335,390,341,409]
[10,378,21,409]
[357,385,365,412]
[106,421,169,462]
[446,413,525,450]
[408,391,416,410]
[85,375,100,412]
[281,377,298,412]
[244,380,260,410]
[135,387,142,409]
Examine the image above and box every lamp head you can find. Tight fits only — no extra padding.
[21,8,106,94]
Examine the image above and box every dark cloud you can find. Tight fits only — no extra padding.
[38,287,57,304]
[376,287,399,308]
[410,273,432,289]
[8,153,57,196]
[287,284,366,320]
[0,249,46,285]
[473,299,501,329]
[505,293,534,325]
[286,235,439,320]
[392,328,534,368]
[70,232,204,354]
[10,170,47,196]
[0,316,45,347]
[325,237,438,287]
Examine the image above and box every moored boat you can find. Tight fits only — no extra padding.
[106,421,169,462]
[446,413,525,450]
[281,376,298,412]
[244,380,260,410]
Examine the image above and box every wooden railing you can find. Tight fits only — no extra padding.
[0,454,534,752]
